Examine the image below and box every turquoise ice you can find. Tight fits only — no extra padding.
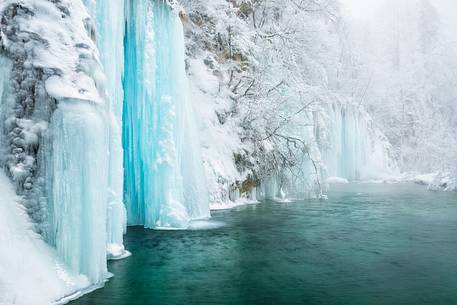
[123,0,210,228]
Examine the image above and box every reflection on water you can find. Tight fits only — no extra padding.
[72,184,457,305]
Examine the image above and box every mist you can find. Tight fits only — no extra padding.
[339,0,457,176]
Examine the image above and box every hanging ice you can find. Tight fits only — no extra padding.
[46,100,109,284]
[0,0,117,288]
[123,0,210,229]
[81,0,129,259]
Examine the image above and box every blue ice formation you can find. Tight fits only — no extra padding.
[46,100,109,284]
[1,0,210,292]
[123,0,210,229]
[82,0,129,260]
[42,0,210,289]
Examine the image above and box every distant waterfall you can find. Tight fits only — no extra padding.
[123,0,210,228]
[322,102,397,181]
[259,101,398,200]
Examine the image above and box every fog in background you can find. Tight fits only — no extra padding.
[339,0,457,174]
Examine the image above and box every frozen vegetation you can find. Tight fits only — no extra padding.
[0,0,456,303]
[180,0,399,204]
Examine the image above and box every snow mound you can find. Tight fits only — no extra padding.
[0,172,89,305]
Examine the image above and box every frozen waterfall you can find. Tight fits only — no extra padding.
[82,0,129,260]
[0,0,120,288]
[258,101,397,200]
[123,0,210,229]
[45,100,109,284]
[0,0,210,297]
[322,102,397,181]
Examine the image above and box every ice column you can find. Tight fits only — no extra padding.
[82,0,128,258]
[46,100,108,284]
[123,0,210,229]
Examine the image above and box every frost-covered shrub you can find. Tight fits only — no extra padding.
[181,0,396,203]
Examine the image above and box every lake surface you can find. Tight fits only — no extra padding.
[71,184,457,305]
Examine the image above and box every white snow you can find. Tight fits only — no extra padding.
[0,172,90,305]
[412,173,439,186]
[3,0,105,104]
[187,57,245,207]
[326,177,350,184]
[428,172,457,192]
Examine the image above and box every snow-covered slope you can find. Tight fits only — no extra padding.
[187,58,245,208]
[0,172,89,305]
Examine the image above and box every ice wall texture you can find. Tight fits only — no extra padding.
[0,0,115,287]
[46,101,109,284]
[81,0,128,259]
[124,0,210,229]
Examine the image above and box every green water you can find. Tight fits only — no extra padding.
[72,184,457,305]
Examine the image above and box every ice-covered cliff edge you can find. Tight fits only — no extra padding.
[0,0,126,299]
